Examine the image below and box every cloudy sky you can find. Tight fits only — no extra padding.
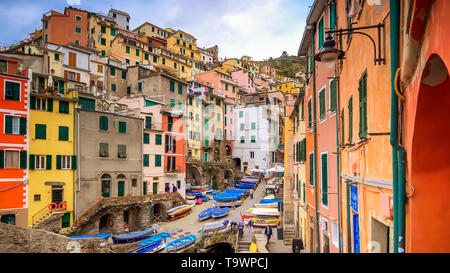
[0,0,313,61]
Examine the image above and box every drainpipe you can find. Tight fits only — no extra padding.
[311,24,320,253]
[335,63,342,253]
[389,0,406,253]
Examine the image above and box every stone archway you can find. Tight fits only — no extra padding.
[409,54,450,252]
[99,214,113,234]
[151,202,167,222]
[224,169,235,186]
[186,164,203,185]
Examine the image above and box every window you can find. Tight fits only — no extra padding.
[99,143,109,157]
[250,151,254,159]
[155,134,162,145]
[34,195,41,201]
[4,116,26,135]
[240,136,245,143]
[97,64,103,73]
[101,38,106,46]
[153,56,158,63]
[143,133,150,144]
[170,98,175,108]
[75,27,81,33]
[155,154,162,167]
[136,49,140,57]
[162,58,166,65]
[138,82,142,92]
[5,81,20,101]
[122,71,126,79]
[35,155,46,170]
[99,116,108,131]
[239,111,243,118]
[178,101,182,109]
[225,84,228,91]
[332,220,339,247]
[341,108,345,145]
[101,26,106,33]
[251,122,256,130]
[101,50,105,56]
[110,67,115,76]
[319,88,326,120]
[308,98,312,128]
[126,59,130,65]
[36,98,47,111]
[170,81,175,92]
[4,150,19,169]
[348,97,353,143]
[111,28,116,36]
[251,135,256,143]
[118,121,126,133]
[321,153,328,206]
[309,153,314,185]
[204,152,208,162]
[143,154,150,167]
[55,54,60,61]
[111,84,116,92]
[359,71,368,138]
[58,126,69,141]
[178,83,182,95]
[59,101,69,114]
[58,155,71,170]
[35,124,46,139]
[145,53,149,60]
[76,15,82,21]
[240,123,244,131]
[125,46,130,54]
[330,79,337,113]
[174,63,177,69]
[145,116,152,129]
[118,144,127,158]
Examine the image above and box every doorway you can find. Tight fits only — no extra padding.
[371,218,390,253]
[118,181,125,197]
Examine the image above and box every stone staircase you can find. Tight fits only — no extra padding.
[30,211,53,228]
[236,240,251,253]
[283,224,296,245]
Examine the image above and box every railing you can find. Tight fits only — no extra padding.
[31,204,51,226]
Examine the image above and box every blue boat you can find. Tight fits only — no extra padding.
[213,194,239,201]
[137,232,171,247]
[239,181,257,185]
[260,199,283,204]
[186,191,202,197]
[212,207,230,219]
[69,233,111,240]
[129,239,166,253]
[165,234,196,252]
[244,176,260,179]
[112,228,154,244]
[198,207,215,221]
[235,183,255,189]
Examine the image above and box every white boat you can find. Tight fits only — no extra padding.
[213,200,242,208]
[262,194,275,200]
[254,202,278,208]
[199,220,229,233]
[202,225,232,237]
[247,208,280,216]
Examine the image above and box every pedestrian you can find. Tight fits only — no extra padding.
[249,189,254,199]
[123,222,129,234]
[237,223,244,239]
[248,218,254,234]
[292,238,304,253]
[264,225,272,244]
[165,184,170,193]
[172,184,177,193]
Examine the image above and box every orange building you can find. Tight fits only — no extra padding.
[42,7,88,47]
[0,55,31,226]
[398,0,450,253]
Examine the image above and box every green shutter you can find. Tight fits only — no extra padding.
[35,124,46,139]
[155,155,161,167]
[144,133,150,144]
[359,72,368,138]
[59,126,69,141]
[318,17,324,49]
[319,90,325,119]
[122,71,126,79]
[308,100,312,128]
[170,81,175,92]
[309,153,314,185]
[321,153,328,206]
[46,155,52,170]
[0,150,4,169]
[30,96,36,110]
[47,98,53,112]
[100,116,108,131]
[118,121,126,133]
[29,154,35,170]
[20,150,27,169]
[56,155,61,169]
[72,155,77,170]
[155,134,162,145]
[348,97,353,143]
[61,213,70,228]
[59,81,65,94]
[143,154,149,167]
[178,83,182,95]
[341,108,345,145]
[330,79,337,112]
[5,116,12,134]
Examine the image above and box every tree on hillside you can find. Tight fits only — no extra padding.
[281,51,288,57]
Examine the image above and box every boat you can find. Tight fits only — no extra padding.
[212,207,230,219]
[191,185,209,190]
[254,202,278,208]
[202,196,210,202]
[68,233,111,240]
[202,224,232,237]
[186,191,203,197]
[164,234,196,252]
[239,180,258,185]
[244,176,260,179]
[129,239,168,253]
[260,199,282,204]
[111,228,155,244]
[262,194,275,200]
[167,204,194,216]
[200,220,229,233]
[198,207,215,221]
[247,208,280,216]
[170,209,192,221]
[137,232,171,247]
[234,183,255,189]
[213,194,239,201]
[213,200,242,208]
[185,194,196,200]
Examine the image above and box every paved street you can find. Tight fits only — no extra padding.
[156,178,291,253]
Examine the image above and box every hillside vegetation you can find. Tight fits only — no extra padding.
[261,52,305,81]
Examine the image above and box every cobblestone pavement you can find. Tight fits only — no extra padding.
[156,178,292,253]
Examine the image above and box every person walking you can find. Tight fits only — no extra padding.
[264,225,273,244]
[248,219,254,234]
[123,222,129,234]
[238,223,244,239]
[249,189,254,199]
[172,184,177,193]
[165,184,170,193]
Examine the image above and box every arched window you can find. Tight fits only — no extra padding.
[101,174,111,198]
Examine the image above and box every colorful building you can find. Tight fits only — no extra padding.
[42,7,88,47]
[0,55,31,227]
[276,80,301,94]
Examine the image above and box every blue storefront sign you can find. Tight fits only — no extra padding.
[350,184,358,212]
[353,213,360,253]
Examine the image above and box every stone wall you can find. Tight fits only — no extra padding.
[0,222,111,253]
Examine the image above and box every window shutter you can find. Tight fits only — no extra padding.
[56,155,61,169]
[20,117,27,135]
[167,156,171,171]
[165,135,169,153]
[321,154,328,206]
[46,155,52,170]
[100,116,108,130]
[173,136,176,153]
[29,154,35,170]
[144,133,150,144]
[47,98,53,112]
[20,150,27,169]
[0,150,4,169]
[76,73,80,82]
[71,155,77,170]
[5,115,12,134]
[348,97,353,143]
[309,153,314,185]
[64,70,69,79]
[143,154,149,167]
[172,156,176,170]
[30,96,36,110]
[156,134,162,145]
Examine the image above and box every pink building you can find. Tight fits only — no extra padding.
[231,69,256,94]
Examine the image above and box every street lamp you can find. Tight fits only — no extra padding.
[315,35,345,69]
[315,23,385,66]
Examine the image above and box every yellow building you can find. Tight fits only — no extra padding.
[240,56,260,74]
[220,58,242,74]
[187,82,205,161]
[165,29,201,63]
[28,75,78,230]
[277,80,301,94]
[133,22,171,40]
[87,13,118,57]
